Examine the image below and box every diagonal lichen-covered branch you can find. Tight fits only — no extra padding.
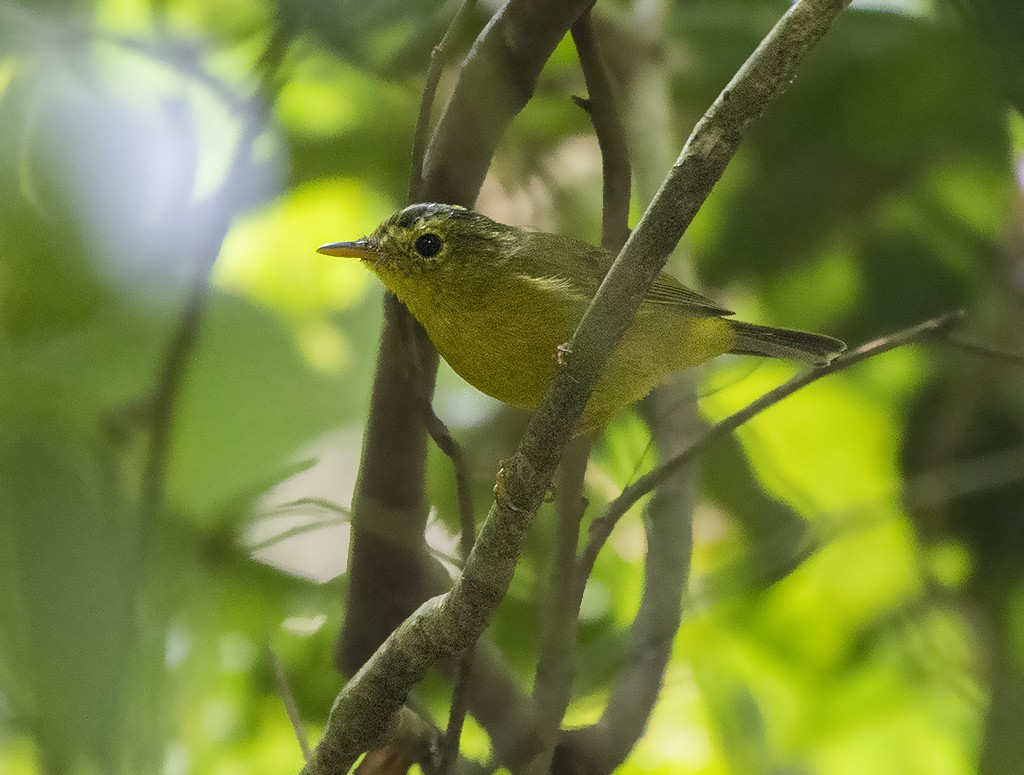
[301,0,850,771]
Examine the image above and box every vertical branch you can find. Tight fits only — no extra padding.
[528,434,593,773]
[336,292,439,675]
[558,380,700,773]
[555,9,696,768]
[337,0,480,677]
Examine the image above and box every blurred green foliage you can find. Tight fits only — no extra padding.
[1,0,1023,772]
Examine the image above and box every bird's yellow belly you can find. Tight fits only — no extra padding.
[584,308,733,430]
[419,287,569,411]
[411,291,734,431]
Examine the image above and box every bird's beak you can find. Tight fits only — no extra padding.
[317,238,380,262]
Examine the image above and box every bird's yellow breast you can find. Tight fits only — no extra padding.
[406,275,574,411]
[401,272,735,431]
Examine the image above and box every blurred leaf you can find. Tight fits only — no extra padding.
[276,0,474,79]
[702,360,905,515]
[951,0,1024,114]
[169,290,380,521]
[2,0,1022,772]
[0,429,154,773]
[682,7,1011,336]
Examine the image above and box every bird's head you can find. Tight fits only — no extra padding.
[318,203,516,303]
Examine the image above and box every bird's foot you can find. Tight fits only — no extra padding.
[493,462,525,513]
[555,341,573,367]
[543,482,557,503]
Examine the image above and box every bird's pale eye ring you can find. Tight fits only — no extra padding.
[415,233,442,258]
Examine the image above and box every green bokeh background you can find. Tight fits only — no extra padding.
[2,0,1023,772]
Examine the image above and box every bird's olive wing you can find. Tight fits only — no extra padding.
[577,238,733,316]
[514,232,732,317]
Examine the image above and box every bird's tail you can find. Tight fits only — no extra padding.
[730,321,846,366]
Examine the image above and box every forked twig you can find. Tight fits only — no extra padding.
[570,11,631,251]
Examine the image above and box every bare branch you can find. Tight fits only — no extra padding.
[571,11,632,250]
[947,334,1024,369]
[558,377,703,774]
[555,16,698,767]
[339,0,488,679]
[336,294,439,675]
[422,0,600,204]
[409,1,478,202]
[527,434,593,774]
[438,647,475,775]
[527,13,632,766]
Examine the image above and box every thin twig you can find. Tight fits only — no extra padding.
[947,334,1024,369]
[527,434,593,774]
[140,20,291,521]
[527,14,632,768]
[397,270,477,775]
[267,497,351,516]
[555,13,700,765]
[398,314,477,567]
[269,646,312,760]
[571,11,632,251]
[301,2,849,771]
[409,0,478,203]
[438,646,476,774]
[436,407,478,775]
[574,310,966,585]
[555,378,704,772]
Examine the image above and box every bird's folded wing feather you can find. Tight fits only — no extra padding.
[645,272,734,317]
[515,231,733,317]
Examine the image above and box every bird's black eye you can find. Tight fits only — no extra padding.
[415,233,442,258]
